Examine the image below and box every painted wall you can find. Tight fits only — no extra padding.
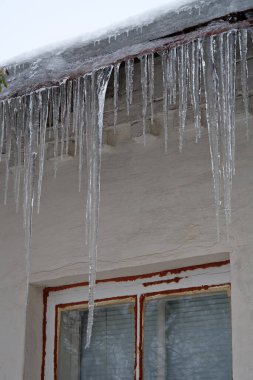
[0,51,253,380]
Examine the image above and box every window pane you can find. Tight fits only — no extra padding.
[143,292,232,380]
[58,302,135,380]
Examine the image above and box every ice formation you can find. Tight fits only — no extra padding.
[0,27,251,345]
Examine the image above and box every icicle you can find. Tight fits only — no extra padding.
[189,40,201,142]
[148,53,154,124]
[239,29,249,139]
[125,59,134,116]
[178,44,188,152]
[139,55,148,145]
[48,88,53,140]
[168,47,177,105]
[74,77,81,156]
[85,66,113,348]
[52,86,60,177]
[113,62,120,131]
[23,92,39,271]
[37,89,49,213]
[14,97,24,212]
[161,50,169,153]
[78,77,85,192]
[216,31,237,238]
[60,80,67,160]
[0,101,5,163]
[65,80,73,155]
[11,102,19,207]
[201,36,221,238]
[230,31,237,177]
[4,100,12,205]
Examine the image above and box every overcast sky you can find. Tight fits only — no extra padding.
[1,0,191,63]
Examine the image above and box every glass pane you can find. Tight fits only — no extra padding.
[143,291,232,380]
[58,302,135,380]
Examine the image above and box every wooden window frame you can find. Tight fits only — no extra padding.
[41,259,231,380]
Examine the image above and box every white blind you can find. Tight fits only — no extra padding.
[143,292,232,380]
[58,302,135,380]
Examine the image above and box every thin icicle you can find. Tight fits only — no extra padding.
[148,53,155,125]
[113,62,120,131]
[22,93,40,380]
[216,31,237,238]
[78,77,85,192]
[85,66,113,348]
[4,100,12,205]
[48,88,53,140]
[161,50,169,153]
[37,89,49,213]
[12,103,19,207]
[201,36,221,239]
[189,39,201,142]
[23,92,39,268]
[14,97,24,212]
[125,59,134,116]
[178,44,188,151]
[74,77,81,156]
[65,80,73,155]
[0,101,5,162]
[239,29,249,139]
[60,80,67,160]
[52,86,60,177]
[139,55,148,145]
[230,31,237,177]
[168,47,177,105]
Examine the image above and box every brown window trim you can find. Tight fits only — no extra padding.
[139,284,231,379]
[54,295,137,380]
[41,259,230,380]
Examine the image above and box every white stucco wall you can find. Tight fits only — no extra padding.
[0,53,253,379]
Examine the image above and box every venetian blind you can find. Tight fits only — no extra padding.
[143,292,232,380]
[57,302,135,380]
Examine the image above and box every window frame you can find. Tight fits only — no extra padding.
[54,296,137,380]
[41,259,231,380]
[139,285,231,380]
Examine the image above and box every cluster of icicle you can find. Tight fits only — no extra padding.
[0,27,251,346]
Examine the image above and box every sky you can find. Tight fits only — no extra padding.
[0,0,191,63]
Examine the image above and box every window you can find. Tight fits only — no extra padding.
[43,260,231,379]
[56,298,136,380]
[143,291,232,380]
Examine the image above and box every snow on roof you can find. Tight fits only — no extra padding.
[1,0,253,99]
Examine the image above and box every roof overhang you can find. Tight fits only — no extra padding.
[1,0,253,99]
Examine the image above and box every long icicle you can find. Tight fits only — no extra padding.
[14,97,24,212]
[37,89,49,213]
[74,77,81,156]
[52,86,60,177]
[239,29,249,139]
[22,92,39,380]
[4,100,12,205]
[60,80,67,160]
[161,50,169,153]
[189,39,201,142]
[148,53,155,125]
[85,66,113,348]
[217,31,237,239]
[0,100,6,163]
[78,77,85,192]
[168,47,177,105]
[140,55,148,145]
[201,36,221,239]
[65,80,73,155]
[113,62,120,131]
[125,59,134,116]
[178,44,188,151]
